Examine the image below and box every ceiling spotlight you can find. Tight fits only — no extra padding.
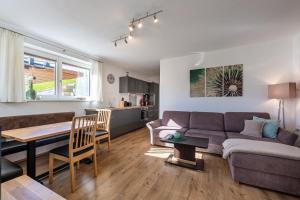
[128,33,133,40]
[129,24,134,32]
[138,21,143,28]
[153,15,158,23]
[124,37,128,44]
[114,41,117,47]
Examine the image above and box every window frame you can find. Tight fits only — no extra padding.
[60,57,91,99]
[24,47,92,101]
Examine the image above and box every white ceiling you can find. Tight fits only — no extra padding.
[1,0,300,75]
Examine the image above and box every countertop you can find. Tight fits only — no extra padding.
[85,105,154,112]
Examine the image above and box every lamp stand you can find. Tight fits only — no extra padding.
[277,99,285,129]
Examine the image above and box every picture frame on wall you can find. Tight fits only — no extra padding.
[190,64,243,97]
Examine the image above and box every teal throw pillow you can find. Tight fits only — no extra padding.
[253,116,279,139]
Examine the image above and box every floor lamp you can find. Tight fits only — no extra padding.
[268,82,296,129]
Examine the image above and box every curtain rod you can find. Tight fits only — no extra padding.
[0,26,103,63]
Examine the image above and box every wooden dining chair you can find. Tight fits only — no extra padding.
[96,109,111,151]
[48,114,98,192]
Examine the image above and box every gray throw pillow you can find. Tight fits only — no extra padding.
[240,120,264,138]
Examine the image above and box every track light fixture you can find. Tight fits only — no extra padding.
[128,33,133,40]
[153,15,158,23]
[138,21,143,29]
[113,10,163,47]
[129,23,134,32]
[113,34,131,47]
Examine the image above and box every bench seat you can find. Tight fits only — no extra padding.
[0,112,74,156]
[1,158,23,182]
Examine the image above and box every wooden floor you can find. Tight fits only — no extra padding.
[19,128,299,200]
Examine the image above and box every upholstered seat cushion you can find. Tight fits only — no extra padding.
[96,130,108,137]
[50,145,93,158]
[153,126,188,138]
[1,134,70,156]
[226,132,281,143]
[185,129,226,145]
[1,140,27,156]
[1,158,23,183]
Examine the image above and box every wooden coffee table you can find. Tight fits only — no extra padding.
[160,136,209,170]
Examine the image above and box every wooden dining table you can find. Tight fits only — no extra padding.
[2,121,103,180]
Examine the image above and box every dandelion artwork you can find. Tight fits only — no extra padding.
[190,68,205,97]
[189,64,243,97]
[223,64,243,97]
[206,66,223,97]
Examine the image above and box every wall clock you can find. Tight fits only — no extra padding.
[107,73,115,84]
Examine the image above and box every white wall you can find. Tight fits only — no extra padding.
[160,37,298,130]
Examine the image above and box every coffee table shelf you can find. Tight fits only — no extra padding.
[160,136,209,171]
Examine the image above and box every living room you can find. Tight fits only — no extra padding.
[1,0,300,200]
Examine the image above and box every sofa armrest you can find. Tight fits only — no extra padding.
[277,128,298,146]
[146,119,162,145]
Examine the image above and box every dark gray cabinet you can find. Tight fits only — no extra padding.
[119,76,149,93]
[85,108,145,139]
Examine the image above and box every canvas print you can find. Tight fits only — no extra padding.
[206,66,223,97]
[223,64,243,96]
[190,68,205,97]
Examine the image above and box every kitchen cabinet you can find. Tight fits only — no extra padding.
[85,108,146,139]
[119,76,149,93]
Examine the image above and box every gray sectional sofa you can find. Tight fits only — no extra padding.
[147,111,300,196]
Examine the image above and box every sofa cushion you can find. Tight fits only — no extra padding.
[226,132,281,143]
[277,128,298,145]
[185,129,226,145]
[229,152,300,179]
[253,116,279,139]
[240,120,263,138]
[189,112,224,131]
[153,126,188,138]
[162,111,190,128]
[224,112,270,132]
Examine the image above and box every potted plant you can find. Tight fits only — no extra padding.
[26,76,37,100]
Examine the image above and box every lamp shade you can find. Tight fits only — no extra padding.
[268,82,296,99]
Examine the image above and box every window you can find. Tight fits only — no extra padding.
[24,47,91,100]
[62,63,90,97]
[24,54,56,96]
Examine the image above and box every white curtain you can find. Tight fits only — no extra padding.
[0,28,25,102]
[90,61,103,103]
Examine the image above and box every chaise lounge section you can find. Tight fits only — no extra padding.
[228,152,300,196]
[147,110,299,196]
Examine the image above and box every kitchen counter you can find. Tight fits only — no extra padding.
[86,105,154,112]
[86,107,147,139]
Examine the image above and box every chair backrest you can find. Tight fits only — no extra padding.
[97,109,111,132]
[69,115,97,156]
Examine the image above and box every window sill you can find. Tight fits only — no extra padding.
[27,98,91,102]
